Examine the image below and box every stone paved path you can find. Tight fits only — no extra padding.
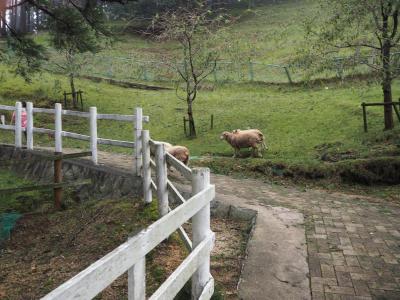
[60,150,400,299]
[211,175,400,300]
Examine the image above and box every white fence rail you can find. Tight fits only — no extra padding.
[0,101,216,299]
[40,134,215,299]
[0,102,148,173]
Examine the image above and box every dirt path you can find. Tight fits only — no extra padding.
[35,149,400,299]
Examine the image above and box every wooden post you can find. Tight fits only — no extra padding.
[90,107,98,164]
[55,103,62,153]
[15,101,22,148]
[134,107,143,176]
[155,143,168,217]
[191,168,212,299]
[210,114,214,130]
[284,66,293,84]
[141,130,152,204]
[248,61,254,81]
[64,91,67,108]
[183,116,187,136]
[79,91,83,110]
[26,102,33,150]
[54,155,63,209]
[128,257,146,300]
[362,102,367,132]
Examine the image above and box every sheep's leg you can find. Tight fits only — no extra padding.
[252,146,262,158]
[233,148,240,158]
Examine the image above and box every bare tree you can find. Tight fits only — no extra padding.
[153,7,228,137]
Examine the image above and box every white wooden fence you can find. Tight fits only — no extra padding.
[0,101,216,299]
[0,102,149,174]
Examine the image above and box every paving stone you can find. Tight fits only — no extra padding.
[389,230,400,238]
[324,285,355,295]
[344,223,364,228]
[318,253,333,260]
[325,293,342,300]
[314,234,328,239]
[327,227,346,233]
[311,291,325,300]
[372,238,385,244]
[352,280,370,297]
[335,266,364,273]
[357,256,374,270]
[350,272,378,281]
[336,272,353,287]
[366,250,380,257]
[309,256,322,277]
[340,237,352,247]
[370,289,400,300]
[316,226,327,233]
[345,256,360,267]
[375,226,387,232]
[322,264,336,278]
[343,249,358,256]
[312,276,338,293]
[340,296,371,300]
[346,226,358,233]
[367,281,400,291]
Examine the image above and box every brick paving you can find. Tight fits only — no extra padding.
[304,195,400,300]
[210,175,400,300]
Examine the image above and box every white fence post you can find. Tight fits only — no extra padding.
[134,107,143,176]
[14,101,22,148]
[128,257,146,300]
[55,103,62,153]
[90,107,98,164]
[26,102,33,150]
[141,129,152,204]
[191,168,213,299]
[155,143,168,217]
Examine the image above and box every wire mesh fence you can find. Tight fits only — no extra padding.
[44,51,400,84]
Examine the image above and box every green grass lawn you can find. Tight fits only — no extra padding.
[0,69,398,166]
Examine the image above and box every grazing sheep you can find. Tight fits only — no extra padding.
[160,142,190,166]
[220,129,267,158]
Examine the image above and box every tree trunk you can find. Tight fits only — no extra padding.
[19,3,27,33]
[70,73,78,108]
[187,100,196,137]
[382,42,394,130]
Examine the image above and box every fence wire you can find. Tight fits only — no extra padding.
[44,51,400,84]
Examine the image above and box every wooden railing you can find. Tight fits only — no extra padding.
[39,132,215,299]
[1,102,216,299]
[0,102,149,174]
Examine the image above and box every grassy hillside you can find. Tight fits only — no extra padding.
[0,69,398,164]
[31,1,321,84]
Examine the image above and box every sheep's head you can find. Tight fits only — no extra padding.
[220,131,230,140]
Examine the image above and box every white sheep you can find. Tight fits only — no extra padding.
[220,129,267,158]
[160,142,190,166]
